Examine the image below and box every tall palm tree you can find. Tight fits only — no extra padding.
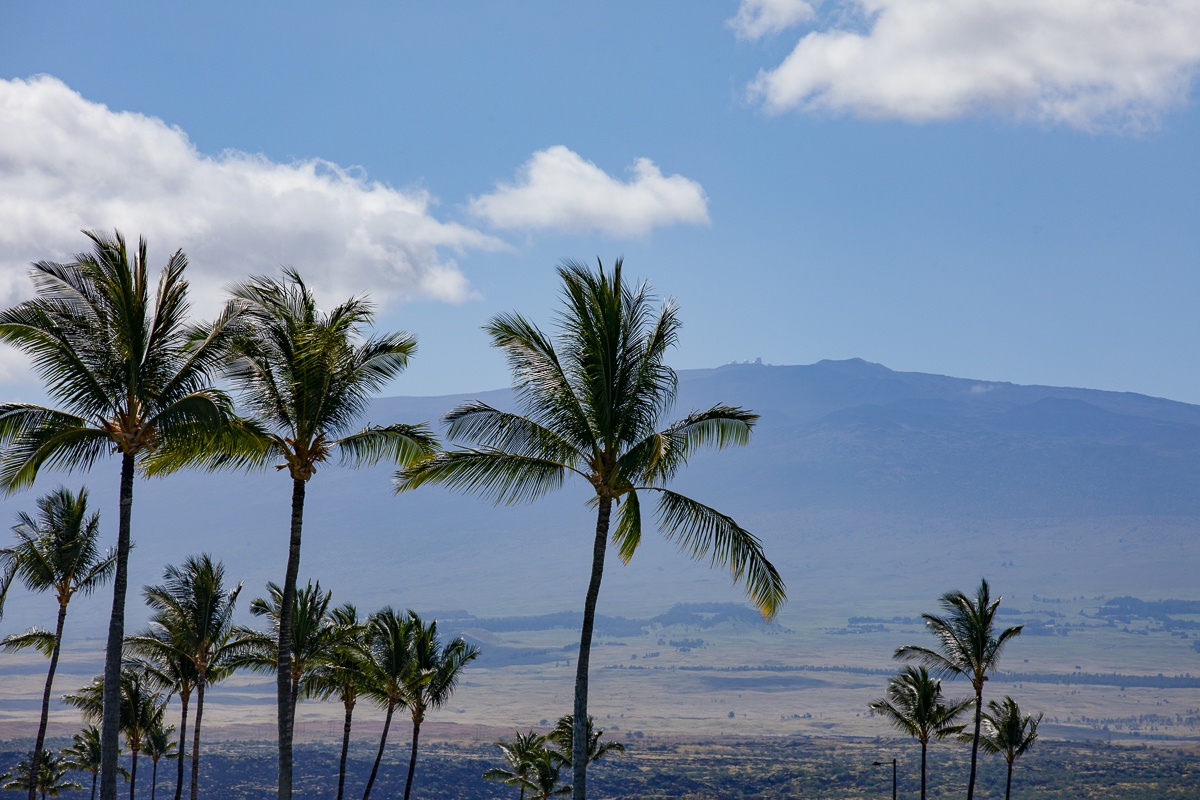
[0,230,245,800]
[868,666,970,800]
[396,612,479,800]
[124,636,197,800]
[0,751,83,799]
[139,555,248,800]
[236,580,342,722]
[483,730,550,800]
[59,726,105,800]
[212,269,437,800]
[357,607,414,800]
[306,603,369,800]
[141,722,176,800]
[59,726,129,800]
[66,667,166,800]
[0,486,116,800]
[894,578,1023,800]
[396,259,785,800]
[977,696,1042,800]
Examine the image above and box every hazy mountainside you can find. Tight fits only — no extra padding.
[2,359,1197,634]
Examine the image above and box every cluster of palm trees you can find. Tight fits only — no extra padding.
[0,230,784,800]
[3,536,478,800]
[868,578,1043,800]
[484,715,624,799]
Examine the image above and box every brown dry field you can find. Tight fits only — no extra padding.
[3,595,1197,748]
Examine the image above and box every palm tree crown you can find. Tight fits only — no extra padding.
[138,555,247,800]
[396,612,479,800]
[895,578,1023,800]
[396,259,783,799]
[546,715,624,768]
[65,667,166,800]
[484,730,550,800]
[213,268,437,800]
[977,695,1042,800]
[868,666,969,800]
[0,229,244,800]
[237,580,345,718]
[1,486,115,800]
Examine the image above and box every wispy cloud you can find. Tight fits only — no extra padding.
[727,0,815,41]
[740,0,1200,131]
[0,75,502,321]
[468,145,709,237]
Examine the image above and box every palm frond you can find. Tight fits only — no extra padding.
[0,412,111,492]
[1,628,57,657]
[651,489,785,621]
[611,490,642,564]
[336,423,439,469]
[444,402,579,464]
[395,450,573,505]
[484,311,596,454]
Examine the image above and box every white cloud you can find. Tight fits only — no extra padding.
[468,145,709,237]
[0,75,503,326]
[746,0,1200,131]
[728,0,816,41]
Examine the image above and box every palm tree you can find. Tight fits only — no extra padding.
[65,667,166,800]
[0,486,116,800]
[212,269,437,800]
[894,578,1023,800]
[141,722,176,800]
[0,230,245,800]
[483,730,549,800]
[306,603,369,800]
[396,612,479,800]
[396,259,785,800]
[977,696,1042,800]
[236,580,342,722]
[0,751,82,799]
[545,715,624,769]
[868,666,970,800]
[59,726,105,800]
[138,555,247,800]
[124,636,197,800]
[357,607,414,800]
[521,749,572,800]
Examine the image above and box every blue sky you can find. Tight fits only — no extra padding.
[2,1,1198,402]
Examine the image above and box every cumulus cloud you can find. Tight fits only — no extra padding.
[744,0,1200,131]
[0,75,502,327]
[727,0,815,41]
[468,145,709,237]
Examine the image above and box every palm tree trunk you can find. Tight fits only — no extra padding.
[90,771,97,800]
[920,739,927,800]
[129,747,139,800]
[173,688,190,800]
[402,716,421,800]
[572,496,612,800]
[1005,759,1013,800]
[362,702,395,800]
[102,453,136,800]
[28,598,69,800]
[967,690,982,800]
[150,759,158,800]
[277,478,305,800]
[190,677,206,800]
[336,695,355,800]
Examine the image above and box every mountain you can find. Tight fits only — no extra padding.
[1,359,1197,632]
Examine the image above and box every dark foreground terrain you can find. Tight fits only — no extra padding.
[5,734,1197,799]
